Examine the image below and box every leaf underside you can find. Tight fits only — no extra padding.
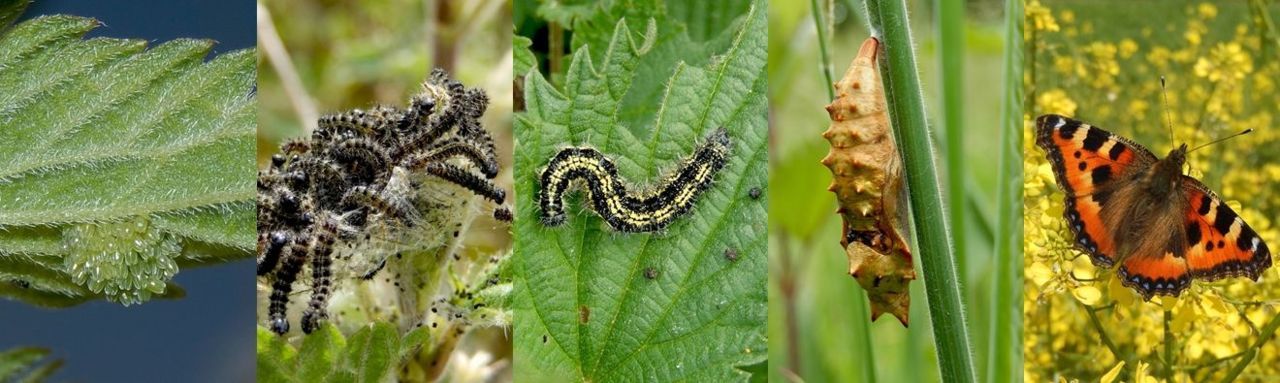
[0,346,63,383]
[0,10,255,308]
[513,1,768,381]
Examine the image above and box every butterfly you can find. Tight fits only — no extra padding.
[1035,114,1273,300]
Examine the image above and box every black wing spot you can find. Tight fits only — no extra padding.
[1082,128,1111,151]
[1186,223,1202,246]
[1213,208,1237,235]
[1108,143,1125,160]
[1091,165,1112,185]
[1198,195,1213,216]
[1092,189,1112,206]
[1058,118,1082,139]
[1237,225,1258,251]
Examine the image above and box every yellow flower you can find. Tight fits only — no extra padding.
[1128,99,1150,120]
[1198,2,1217,19]
[1109,273,1135,306]
[1072,285,1102,306]
[1053,56,1075,76]
[1084,42,1120,89]
[1037,89,1078,116]
[1134,361,1158,383]
[1060,10,1075,24]
[1026,1,1060,33]
[1193,42,1254,83]
[1171,299,1196,332]
[1069,256,1096,280]
[1100,361,1125,383]
[1028,261,1054,287]
[1147,46,1173,70]
[1119,39,1139,58]
[1185,20,1207,46]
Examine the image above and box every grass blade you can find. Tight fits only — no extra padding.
[937,0,965,282]
[810,0,835,100]
[987,0,1024,382]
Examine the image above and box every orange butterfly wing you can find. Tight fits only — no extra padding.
[1035,114,1157,268]
[1116,178,1274,299]
[1180,180,1272,282]
[1117,252,1193,299]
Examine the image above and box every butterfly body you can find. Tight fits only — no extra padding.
[1036,114,1272,300]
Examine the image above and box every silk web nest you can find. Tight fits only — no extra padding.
[257,69,511,335]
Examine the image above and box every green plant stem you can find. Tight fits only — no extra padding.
[432,0,456,72]
[966,179,996,242]
[1084,304,1123,362]
[549,22,564,76]
[1163,310,1174,379]
[1251,0,1280,59]
[777,232,802,379]
[936,0,965,283]
[863,1,975,381]
[988,0,1023,382]
[1025,8,1037,117]
[1219,310,1280,382]
[853,267,877,383]
[810,0,835,100]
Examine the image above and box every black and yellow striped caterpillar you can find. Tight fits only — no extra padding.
[539,128,731,233]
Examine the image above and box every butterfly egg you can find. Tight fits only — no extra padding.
[61,216,179,306]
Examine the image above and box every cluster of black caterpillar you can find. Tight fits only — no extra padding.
[257,69,511,335]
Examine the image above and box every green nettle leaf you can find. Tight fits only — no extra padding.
[0,8,255,308]
[257,323,413,383]
[0,346,63,383]
[258,247,512,382]
[0,1,28,30]
[535,0,600,27]
[514,34,536,77]
[513,1,767,381]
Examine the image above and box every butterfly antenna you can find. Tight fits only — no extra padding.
[1160,76,1176,146]
[1189,128,1253,153]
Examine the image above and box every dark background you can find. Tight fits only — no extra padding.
[0,1,255,382]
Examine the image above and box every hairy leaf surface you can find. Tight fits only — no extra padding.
[0,7,255,307]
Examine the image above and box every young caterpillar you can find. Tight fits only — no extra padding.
[821,37,915,326]
[539,128,731,233]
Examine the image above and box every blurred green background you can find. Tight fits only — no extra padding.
[767,0,1009,382]
[255,0,514,379]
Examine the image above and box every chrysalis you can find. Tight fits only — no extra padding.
[821,37,914,326]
